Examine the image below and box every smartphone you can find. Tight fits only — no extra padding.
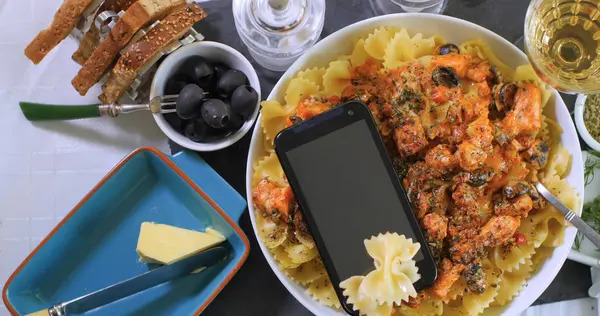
[274,101,437,314]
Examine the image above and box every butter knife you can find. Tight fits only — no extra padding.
[25,246,228,316]
[536,182,600,248]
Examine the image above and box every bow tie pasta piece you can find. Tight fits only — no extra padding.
[340,233,422,315]
[341,276,393,316]
[530,246,554,274]
[490,241,534,273]
[364,233,421,271]
[543,143,573,181]
[297,67,327,90]
[295,229,316,249]
[443,261,501,316]
[492,258,533,306]
[254,209,288,249]
[351,39,372,68]
[272,243,302,269]
[307,276,342,308]
[459,40,515,82]
[383,29,437,69]
[285,241,319,265]
[323,60,352,97]
[252,152,285,186]
[442,277,468,304]
[284,259,327,285]
[284,77,320,109]
[364,26,398,60]
[395,297,443,316]
[260,100,294,142]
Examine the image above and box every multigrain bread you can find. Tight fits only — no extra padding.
[25,0,100,64]
[72,0,186,96]
[72,0,138,65]
[99,3,206,103]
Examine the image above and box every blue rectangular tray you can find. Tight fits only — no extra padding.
[2,148,249,315]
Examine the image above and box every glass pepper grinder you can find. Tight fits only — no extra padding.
[232,0,326,72]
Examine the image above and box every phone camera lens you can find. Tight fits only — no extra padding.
[348,110,354,116]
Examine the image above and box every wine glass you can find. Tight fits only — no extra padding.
[370,0,448,15]
[524,0,600,94]
[232,0,326,72]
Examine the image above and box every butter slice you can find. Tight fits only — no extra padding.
[136,222,226,265]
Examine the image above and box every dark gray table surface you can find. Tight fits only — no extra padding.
[173,1,592,314]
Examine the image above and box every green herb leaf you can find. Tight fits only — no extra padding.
[584,150,600,186]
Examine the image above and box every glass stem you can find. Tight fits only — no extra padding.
[268,0,289,10]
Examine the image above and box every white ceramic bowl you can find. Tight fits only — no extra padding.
[574,94,600,152]
[150,41,261,152]
[245,14,585,316]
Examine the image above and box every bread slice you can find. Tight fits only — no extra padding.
[72,0,186,96]
[99,3,206,104]
[25,0,101,64]
[72,0,138,65]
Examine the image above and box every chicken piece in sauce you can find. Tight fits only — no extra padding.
[494,194,534,218]
[252,179,295,223]
[393,112,429,157]
[477,215,521,247]
[422,213,448,242]
[495,84,542,144]
[430,258,465,299]
[425,144,458,174]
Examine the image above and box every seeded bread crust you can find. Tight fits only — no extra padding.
[25,0,97,64]
[99,3,206,104]
[72,0,138,65]
[71,0,186,96]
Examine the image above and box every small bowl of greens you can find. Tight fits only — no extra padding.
[575,94,600,152]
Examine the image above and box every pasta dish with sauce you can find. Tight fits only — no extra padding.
[251,26,579,315]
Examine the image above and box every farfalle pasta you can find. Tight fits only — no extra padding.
[323,60,352,96]
[250,26,580,315]
[340,233,421,316]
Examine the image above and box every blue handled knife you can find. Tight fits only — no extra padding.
[25,246,228,316]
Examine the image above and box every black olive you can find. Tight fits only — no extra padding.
[176,84,205,119]
[227,113,245,131]
[201,99,232,129]
[212,62,231,79]
[492,83,518,112]
[503,181,530,199]
[488,66,504,86]
[217,69,248,97]
[163,113,186,132]
[434,43,460,55]
[463,263,486,294]
[184,118,208,142]
[432,67,460,88]
[165,75,191,95]
[524,141,549,169]
[179,56,214,90]
[230,85,258,118]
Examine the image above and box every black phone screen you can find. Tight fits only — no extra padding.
[285,119,424,281]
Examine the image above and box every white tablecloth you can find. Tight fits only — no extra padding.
[0,1,168,314]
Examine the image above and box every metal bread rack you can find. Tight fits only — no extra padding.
[70,6,204,103]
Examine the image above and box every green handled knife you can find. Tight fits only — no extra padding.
[25,246,228,316]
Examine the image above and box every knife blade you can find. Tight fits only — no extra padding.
[26,246,228,316]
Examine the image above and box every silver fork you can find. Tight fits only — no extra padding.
[19,95,179,121]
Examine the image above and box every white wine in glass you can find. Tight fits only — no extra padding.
[525,0,600,94]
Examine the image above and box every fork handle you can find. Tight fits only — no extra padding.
[19,102,101,121]
[570,214,600,249]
